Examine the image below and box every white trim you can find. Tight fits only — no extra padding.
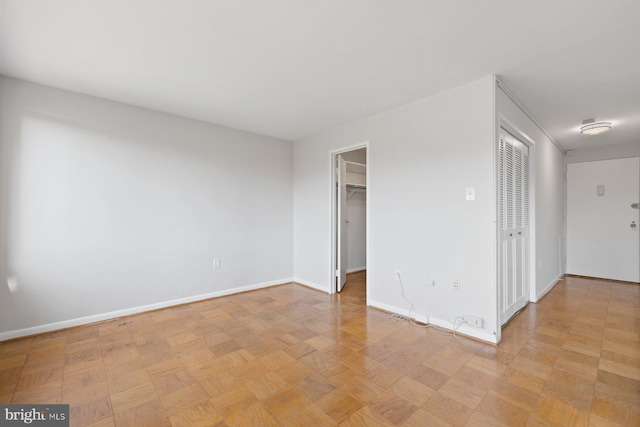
[293,278,329,293]
[428,316,498,344]
[492,76,500,344]
[559,235,566,282]
[0,278,293,341]
[346,267,366,274]
[499,116,537,148]
[368,300,498,344]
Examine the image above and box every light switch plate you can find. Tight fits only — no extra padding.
[465,187,475,201]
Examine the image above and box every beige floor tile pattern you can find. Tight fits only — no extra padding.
[1,273,638,426]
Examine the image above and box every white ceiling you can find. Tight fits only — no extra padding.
[1,1,639,148]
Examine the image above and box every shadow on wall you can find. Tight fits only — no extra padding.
[0,107,293,335]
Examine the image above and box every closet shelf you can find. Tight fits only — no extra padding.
[347,184,366,200]
[346,161,366,174]
[344,160,366,200]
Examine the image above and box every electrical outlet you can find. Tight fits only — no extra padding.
[428,278,436,287]
[395,270,402,280]
[213,258,221,269]
[463,315,483,328]
[453,279,461,291]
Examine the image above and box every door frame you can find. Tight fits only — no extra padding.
[330,141,369,296]
[495,116,537,338]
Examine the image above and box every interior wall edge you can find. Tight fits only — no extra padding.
[291,278,329,293]
[495,77,564,154]
[531,273,565,303]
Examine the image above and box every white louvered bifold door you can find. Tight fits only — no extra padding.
[498,129,530,326]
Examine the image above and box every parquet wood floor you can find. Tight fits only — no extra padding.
[1,273,638,426]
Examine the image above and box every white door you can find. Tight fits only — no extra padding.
[336,155,348,292]
[498,129,530,325]
[567,158,640,282]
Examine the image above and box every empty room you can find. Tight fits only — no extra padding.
[1,1,639,426]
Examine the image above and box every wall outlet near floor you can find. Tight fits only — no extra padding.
[463,315,483,328]
[452,279,461,291]
[213,258,221,269]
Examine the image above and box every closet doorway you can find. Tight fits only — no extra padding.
[331,144,368,298]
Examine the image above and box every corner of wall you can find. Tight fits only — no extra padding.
[292,278,330,294]
[532,273,564,303]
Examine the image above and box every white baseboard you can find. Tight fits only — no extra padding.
[1,277,499,345]
[368,299,497,344]
[533,273,564,302]
[292,278,329,293]
[0,278,293,341]
[428,316,498,344]
[347,267,366,274]
[368,299,428,324]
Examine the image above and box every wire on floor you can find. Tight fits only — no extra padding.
[396,273,467,338]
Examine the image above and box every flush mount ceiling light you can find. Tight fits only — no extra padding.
[580,118,612,135]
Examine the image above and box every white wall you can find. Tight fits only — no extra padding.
[345,150,367,272]
[0,77,293,339]
[294,77,498,342]
[566,141,640,164]
[347,191,366,272]
[496,84,566,302]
